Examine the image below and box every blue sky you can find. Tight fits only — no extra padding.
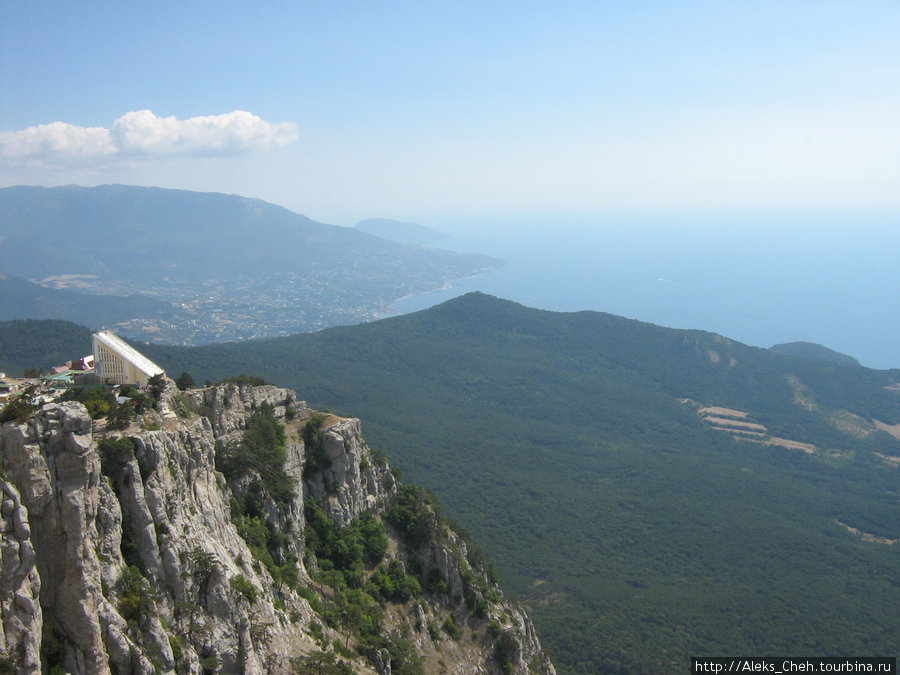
[2,2,900,225]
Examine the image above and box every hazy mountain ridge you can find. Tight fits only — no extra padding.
[0,185,502,343]
[769,340,861,366]
[355,219,451,246]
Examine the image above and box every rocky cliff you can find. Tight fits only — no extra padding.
[0,378,554,674]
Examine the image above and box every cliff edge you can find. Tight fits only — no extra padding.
[0,377,554,674]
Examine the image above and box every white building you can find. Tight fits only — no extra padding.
[92,331,165,387]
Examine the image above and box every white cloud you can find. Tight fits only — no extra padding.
[0,121,116,164]
[0,110,299,167]
[111,110,299,156]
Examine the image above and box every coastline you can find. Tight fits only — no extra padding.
[379,268,501,318]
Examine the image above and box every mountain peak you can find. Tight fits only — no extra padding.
[769,341,860,366]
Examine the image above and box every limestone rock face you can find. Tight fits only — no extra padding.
[1,380,554,674]
[0,478,42,673]
[305,417,398,526]
[185,382,306,440]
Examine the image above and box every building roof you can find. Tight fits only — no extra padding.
[43,371,75,380]
[93,331,165,377]
[72,355,95,371]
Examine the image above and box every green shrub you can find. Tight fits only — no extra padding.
[385,484,444,549]
[369,447,388,467]
[302,413,331,477]
[308,620,325,644]
[356,511,389,564]
[198,654,219,671]
[175,371,195,390]
[494,633,517,674]
[183,547,219,596]
[236,516,269,552]
[0,393,36,424]
[367,560,422,603]
[332,639,352,659]
[119,385,153,413]
[118,565,154,627]
[222,374,271,386]
[386,634,425,674]
[304,500,391,583]
[216,403,294,505]
[41,619,67,672]
[171,393,191,418]
[168,632,185,666]
[336,588,383,643]
[231,495,300,591]
[147,373,166,400]
[62,385,115,419]
[442,614,461,640]
[98,436,137,480]
[297,585,325,614]
[230,574,258,605]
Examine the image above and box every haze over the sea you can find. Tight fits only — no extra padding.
[389,211,899,371]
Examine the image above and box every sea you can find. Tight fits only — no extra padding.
[385,212,900,370]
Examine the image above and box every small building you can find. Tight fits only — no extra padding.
[71,355,95,371]
[0,380,19,404]
[92,331,165,387]
[42,371,76,389]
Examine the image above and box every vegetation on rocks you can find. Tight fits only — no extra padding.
[301,412,331,478]
[0,369,552,673]
[216,401,294,506]
[0,387,36,424]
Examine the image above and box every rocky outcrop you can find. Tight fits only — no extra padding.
[0,379,554,674]
[0,478,42,673]
[304,417,398,525]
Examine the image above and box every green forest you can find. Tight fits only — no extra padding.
[2,294,898,672]
[0,319,92,376]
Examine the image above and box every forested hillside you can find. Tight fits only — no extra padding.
[0,319,92,375]
[4,296,899,672]
[136,293,900,673]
